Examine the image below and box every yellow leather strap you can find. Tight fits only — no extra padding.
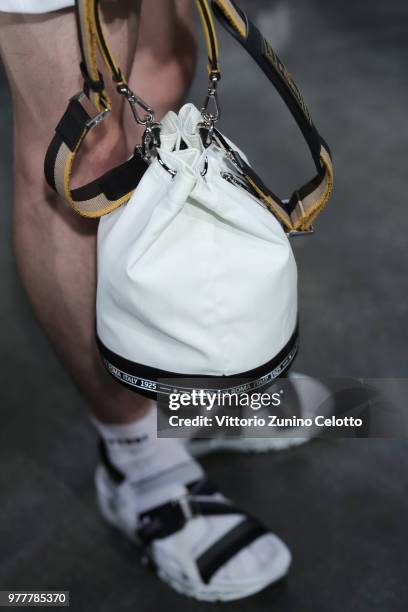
[195,0,221,79]
[212,0,247,39]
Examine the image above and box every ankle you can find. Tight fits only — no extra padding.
[90,393,152,425]
[91,409,203,485]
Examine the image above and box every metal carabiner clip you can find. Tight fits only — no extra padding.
[117,84,155,126]
[201,81,221,124]
[142,122,162,161]
[200,75,221,147]
[118,83,162,160]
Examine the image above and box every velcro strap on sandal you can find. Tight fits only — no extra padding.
[196,517,269,584]
[137,495,243,545]
[137,480,270,585]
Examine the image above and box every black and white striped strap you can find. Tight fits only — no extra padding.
[44,0,221,218]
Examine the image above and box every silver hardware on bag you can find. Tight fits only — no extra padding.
[157,153,209,179]
[117,84,161,161]
[157,153,177,178]
[212,130,244,174]
[141,123,162,161]
[221,171,256,196]
[117,84,155,126]
[71,91,111,129]
[283,197,315,236]
[201,156,209,177]
[288,227,315,237]
[200,73,221,146]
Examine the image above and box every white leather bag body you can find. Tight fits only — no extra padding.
[96,105,298,394]
[44,1,333,397]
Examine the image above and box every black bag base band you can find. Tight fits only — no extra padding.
[96,327,299,400]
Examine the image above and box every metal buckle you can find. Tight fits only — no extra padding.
[288,226,315,237]
[174,496,194,522]
[70,91,110,129]
[283,196,315,236]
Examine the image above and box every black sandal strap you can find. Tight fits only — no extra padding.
[196,517,268,584]
[98,438,125,484]
[136,479,270,585]
[137,494,243,545]
[187,478,218,496]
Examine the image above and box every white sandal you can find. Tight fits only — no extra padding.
[96,463,291,602]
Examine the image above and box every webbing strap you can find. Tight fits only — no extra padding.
[137,496,245,545]
[75,0,128,109]
[137,493,268,585]
[43,0,140,217]
[211,0,333,230]
[44,0,221,218]
[76,0,220,105]
[44,0,333,230]
[195,0,221,80]
[196,518,268,584]
[44,96,148,218]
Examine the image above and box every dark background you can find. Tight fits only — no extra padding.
[1,0,407,610]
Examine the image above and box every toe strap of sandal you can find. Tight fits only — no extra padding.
[196,516,269,584]
[137,478,269,584]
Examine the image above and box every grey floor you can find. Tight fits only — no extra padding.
[1,0,407,611]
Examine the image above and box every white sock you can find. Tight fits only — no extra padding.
[92,404,203,499]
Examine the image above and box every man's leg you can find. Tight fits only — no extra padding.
[0,1,196,423]
[0,5,293,600]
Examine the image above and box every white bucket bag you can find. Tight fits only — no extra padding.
[44,0,334,398]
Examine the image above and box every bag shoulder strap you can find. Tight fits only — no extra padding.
[44,0,219,218]
[211,0,333,231]
[44,0,333,232]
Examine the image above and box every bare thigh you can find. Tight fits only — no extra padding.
[0,1,195,417]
